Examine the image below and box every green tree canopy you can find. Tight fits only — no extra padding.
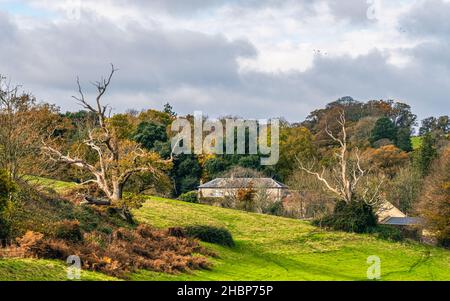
[133,121,168,150]
[370,117,397,146]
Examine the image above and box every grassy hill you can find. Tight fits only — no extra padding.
[1,179,449,281]
[131,197,450,281]
[0,259,118,281]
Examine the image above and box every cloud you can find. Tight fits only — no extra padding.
[327,0,372,24]
[400,0,450,38]
[0,0,449,123]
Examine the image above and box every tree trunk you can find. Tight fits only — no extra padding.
[111,181,123,203]
[81,196,111,206]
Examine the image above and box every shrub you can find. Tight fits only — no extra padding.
[0,169,15,239]
[267,201,284,216]
[184,225,235,247]
[179,191,198,203]
[372,225,404,242]
[438,229,450,248]
[314,200,377,233]
[53,220,83,242]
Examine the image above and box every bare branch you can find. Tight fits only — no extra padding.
[296,156,343,199]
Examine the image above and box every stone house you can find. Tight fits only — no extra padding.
[198,177,289,202]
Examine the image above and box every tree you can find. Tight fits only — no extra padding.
[173,155,202,195]
[277,126,316,180]
[396,127,413,152]
[384,166,421,213]
[0,169,15,239]
[415,146,450,248]
[350,116,378,148]
[42,65,171,220]
[204,157,229,180]
[133,121,168,150]
[389,101,416,129]
[416,133,437,177]
[420,117,438,136]
[0,76,61,180]
[298,111,383,206]
[419,116,450,136]
[370,117,397,147]
[236,183,257,212]
[163,102,177,117]
[363,145,409,179]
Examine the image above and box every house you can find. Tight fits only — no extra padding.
[198,177,289,202]
[377,201,422,226]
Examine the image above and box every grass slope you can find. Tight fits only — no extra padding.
[2,178,449,281]
[411,136,423,150]
[0,259,118,281]
[132,197,450,281]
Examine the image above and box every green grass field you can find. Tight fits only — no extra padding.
[0,259,118,281]
[133,198,450,280]
[1,189,449,281]
[131,196,450,281]
[411,136,423,150]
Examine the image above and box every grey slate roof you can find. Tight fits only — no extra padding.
[381,217,423,226]
[198,178,288,189]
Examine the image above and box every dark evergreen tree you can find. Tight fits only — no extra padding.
[370,117,397,146]
[172,155,202,195]
[396,127,413,152]
[163,102,177,117]
[133,121,168,150]
[416,133,437,177]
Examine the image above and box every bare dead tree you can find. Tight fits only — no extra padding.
[41,65,172,219]
[296,110,384,205]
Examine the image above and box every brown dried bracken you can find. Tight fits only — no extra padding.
[3,225,215,278]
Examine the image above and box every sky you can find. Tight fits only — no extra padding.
[0,0,449,122]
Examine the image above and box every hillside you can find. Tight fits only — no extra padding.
[131,197,450,281]
[1,179,449,281]
[0,259,118,281]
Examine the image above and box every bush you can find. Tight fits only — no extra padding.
[436,228,450,248]
[313,200,377,233]
[53,220,83,242]
[0,169,15,239]
[267,201,284,216]
[184,225,235,247]
[179,191,198,203]
[372,225,404,242]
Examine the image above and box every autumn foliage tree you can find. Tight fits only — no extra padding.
[363,145,409,178]
[416,145,450,248]
[0,76,61,180]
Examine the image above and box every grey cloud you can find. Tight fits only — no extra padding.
[0,3,449,123]
[0,13,256,91]
[111,0,278,15]
[327,0,372,24]
[400,0,450,38]
[112,0,370,23]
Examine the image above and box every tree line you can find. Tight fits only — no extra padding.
[0,70,449,246]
